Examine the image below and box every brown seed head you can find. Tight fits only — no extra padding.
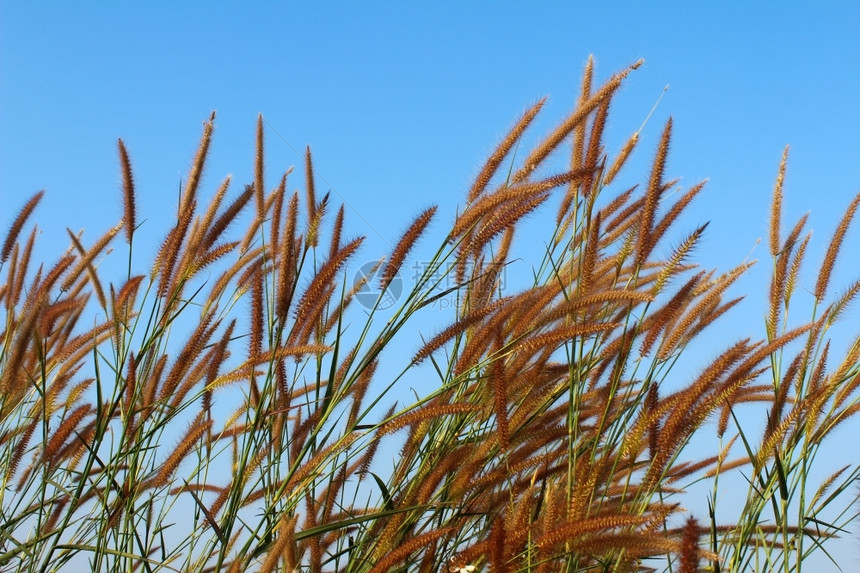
[637,118,672,267]
[770,146,789,256]
[180,113,215,217]
[255,114,265,219]
[381,206,437,291]
[467,98,547,203]
[2,190,44,264]
[117,139,136,243]
[815,191,860,301]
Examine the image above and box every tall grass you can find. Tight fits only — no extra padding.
[2,58,859,572]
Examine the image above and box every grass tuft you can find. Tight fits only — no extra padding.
[1,57,859,573]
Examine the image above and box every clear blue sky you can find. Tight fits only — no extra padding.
[3,2,860,567]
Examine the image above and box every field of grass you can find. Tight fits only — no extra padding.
[2,58,859,572]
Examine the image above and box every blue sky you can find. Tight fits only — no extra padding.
[3,2,860,568]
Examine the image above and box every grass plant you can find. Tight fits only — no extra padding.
[2,57,860,572]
